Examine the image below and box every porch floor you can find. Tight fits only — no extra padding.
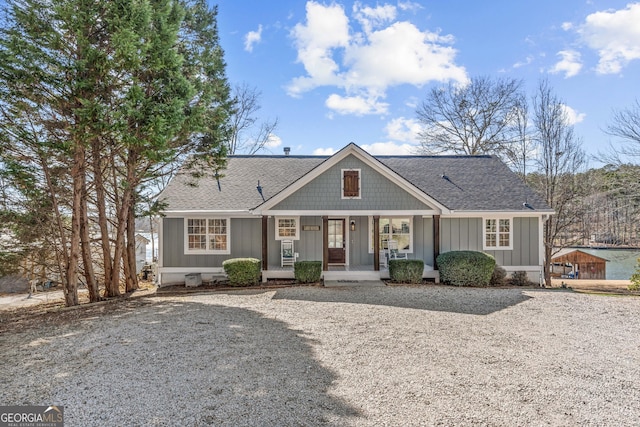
[262,264,439,283]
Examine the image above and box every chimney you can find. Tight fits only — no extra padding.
[283,147,291,156]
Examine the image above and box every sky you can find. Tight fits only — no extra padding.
[212,0,640,162]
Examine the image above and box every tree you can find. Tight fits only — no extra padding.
[416,76,524,157]
[527,79,586,287]
[227,82,279,155]
[0,0,232,305]
[606,99,640,159]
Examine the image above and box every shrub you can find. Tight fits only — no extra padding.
[509,270,534,286]
[389,259,424,284]
[222,258,261,286]
[294,261,322,283]
[629,258,640,291]
[490,265,507,286]
[436,251,495,287]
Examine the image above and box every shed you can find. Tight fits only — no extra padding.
[551,249,608,280]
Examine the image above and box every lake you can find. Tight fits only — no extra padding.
[575,248,640,280]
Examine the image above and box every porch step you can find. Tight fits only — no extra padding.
[324,280,386,288]
[323,270,381,281]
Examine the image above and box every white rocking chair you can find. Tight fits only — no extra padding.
[388,240,407,260]
[281,240,295,267]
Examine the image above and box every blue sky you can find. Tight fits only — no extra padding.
[213,0,640,161]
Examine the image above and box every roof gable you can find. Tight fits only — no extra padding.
[256,143,449,213]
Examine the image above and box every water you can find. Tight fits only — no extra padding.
[576,248,640,280]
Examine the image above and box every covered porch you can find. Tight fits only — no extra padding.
[261,263,440,283]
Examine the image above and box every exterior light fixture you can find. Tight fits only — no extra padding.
[350,219,356,231]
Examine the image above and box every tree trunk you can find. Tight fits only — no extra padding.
[125,195,139,292]
[80,179,100,302]
[91,140,113,291]
[65,144,85,307]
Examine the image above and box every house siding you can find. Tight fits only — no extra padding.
[272,154,432,211]
[162,217,261,267]
[440,217,539,266]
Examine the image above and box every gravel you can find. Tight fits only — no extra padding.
[2,285,640,426]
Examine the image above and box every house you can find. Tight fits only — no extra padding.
[157,143,553,286]
[135,233,150,274]
[551,249,608,280]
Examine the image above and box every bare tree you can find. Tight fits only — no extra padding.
[606,99,640,158]
[416,76,524,157]
[228,83,279,155]
[504,94,536,182]
[528,79,586,287]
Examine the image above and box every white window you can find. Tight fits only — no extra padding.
[368,217,413,253]
[276,216,299,240]
[483,217,512,250]
[341,169,361,199]
[185,218,230,254]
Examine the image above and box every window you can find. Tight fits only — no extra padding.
[342,169,361,199]
[484,218,512,250]
[185,218,230,254]
[369,217,412,253]
[276,217,299,240]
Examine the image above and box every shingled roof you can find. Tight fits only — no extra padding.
[159,145,552,214]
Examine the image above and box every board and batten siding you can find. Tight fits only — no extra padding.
[267,216,324,266]
[440,217,539,266]
[162,217,261,267]
[272,154,433,211]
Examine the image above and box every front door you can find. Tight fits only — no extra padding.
[327,219,346,264]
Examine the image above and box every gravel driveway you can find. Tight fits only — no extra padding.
[2,285,639,426]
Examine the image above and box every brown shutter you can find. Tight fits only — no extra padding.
[343,170,359,197]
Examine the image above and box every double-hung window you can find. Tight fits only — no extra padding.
[483,217,512,250]
[276,217,299,240]
[185,218,230,254]
[369,216,412,253]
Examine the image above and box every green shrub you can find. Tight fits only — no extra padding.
[389,259,424,284]
[490,265,507,286]
[436,251,495,287]
[509,270,534,286]
[294,261,322,283]
[629,258,640,291]
[222,258,261,286]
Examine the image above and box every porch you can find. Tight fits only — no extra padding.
[261,264,439,283]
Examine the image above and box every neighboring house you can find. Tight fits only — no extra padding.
[157,143,553,285]
[135,234,150,274]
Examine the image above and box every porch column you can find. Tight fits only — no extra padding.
[322,216,328,271]
[373,215,380,271]
[433,214,440,268]
[262,216,268,270]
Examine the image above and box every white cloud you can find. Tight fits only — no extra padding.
[360,141,416,155]
[287,1,467,115]
[577,3,640,74]
[513,55,534,69]
[397,1,423,13]
[244,25,263,52]
[312,147,336,155]
[353,2,397,34]
[562,104,586,125]
[550,50,583,78]
[325,93,389,115]
[264,133,282,148]
[384,117,421,143]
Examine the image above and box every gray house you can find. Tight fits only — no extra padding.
[157,143,553,285]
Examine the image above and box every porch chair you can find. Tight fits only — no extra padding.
[388,240,407,260]
[281,240,295,267]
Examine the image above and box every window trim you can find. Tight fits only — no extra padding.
[483,216,513,251]
[341,168,361,199]
[275,216,300,240]
[368,216,413,253]
[184,217,231,255]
